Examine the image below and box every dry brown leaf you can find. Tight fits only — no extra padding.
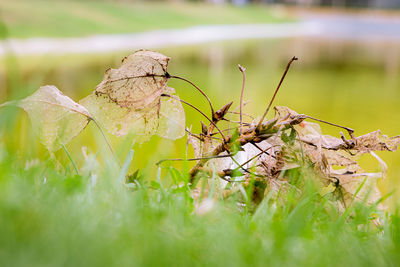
[80,50,185,142]
[95,50,169,109]
[354,130,400,153]
[17,85,90,151]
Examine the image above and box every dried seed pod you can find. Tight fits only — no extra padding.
[213,101,233,122]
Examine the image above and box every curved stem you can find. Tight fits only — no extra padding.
[169,75,215,117]
[161,94,226,141]
[305,115,354,138]
[91,118,120,167]
[238,64,246,135]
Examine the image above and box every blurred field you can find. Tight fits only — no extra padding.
[0,0,288,38]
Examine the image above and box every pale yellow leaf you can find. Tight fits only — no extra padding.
[18,85,90,151]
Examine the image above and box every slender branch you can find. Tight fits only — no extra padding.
[238,64,246,135]
[210,127,238,136]
[304,115,354,137]
[161,94,226,141]
[185,128,202,141]
[169,74,215,117]
[156,153,235,165]
[103,72,215,118]
[236,145,276,171]
[200,133,223,141]
[222,118,251,126]
[227,111,254,120]
[257,56,298,131]
[251,142,277,159]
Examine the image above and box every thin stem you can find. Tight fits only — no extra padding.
[257,56,298,131]
[229,154,262,177]
[185,129,202,141]
[222,118,251,126]
[200,133,223,141]
[157,153,235,165]
[210,127,238,136]
[227,111,254,120]
[236,145,275,171]
[251,142,277,159]
[61,144,79,175]
[305,115,354,137]
[170,75,215,117]
[91,118,120,166]
[104,72,215,117]
[161,94,227,141]
[238,64,246,135]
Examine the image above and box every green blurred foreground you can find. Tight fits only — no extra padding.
[0,0,287,38]
[0,142,399,267]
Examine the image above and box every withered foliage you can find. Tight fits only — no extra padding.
[1,85,91,151]
[2,50,185,150]
[2,50,399,211]
[188,104,399,210]
[80,50,185,141]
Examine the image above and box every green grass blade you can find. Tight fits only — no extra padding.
[118,149,134,183]
[61,144,79,175]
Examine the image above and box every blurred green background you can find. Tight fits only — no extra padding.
[1,1,400,266]
[1,0,399,198]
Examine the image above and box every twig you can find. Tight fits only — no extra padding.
[251,143,277,160]
[238,64,246,135]
[161,94,227,141]
[169,74,215,117]
[221,118,251,126]
[189,114,302,182]
[236,145,275,171]
[257,56,298,131]
[304,115,354,138]
[227,111,254,120]
[185,128,202,141]
[156,153,235,165]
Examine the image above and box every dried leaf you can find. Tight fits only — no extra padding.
[187,132,203,158]
[336,174,381,205]
[80,50,185,142]
[354,130,400,153]
[156,89,185,140]
[17,85,90,151]
[95,50,169,109]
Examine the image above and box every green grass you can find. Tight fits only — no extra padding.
[0,135,399,267]
[0,0,289,38]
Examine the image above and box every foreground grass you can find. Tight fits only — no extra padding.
[0,137,399,266]
[0,0,289,39]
